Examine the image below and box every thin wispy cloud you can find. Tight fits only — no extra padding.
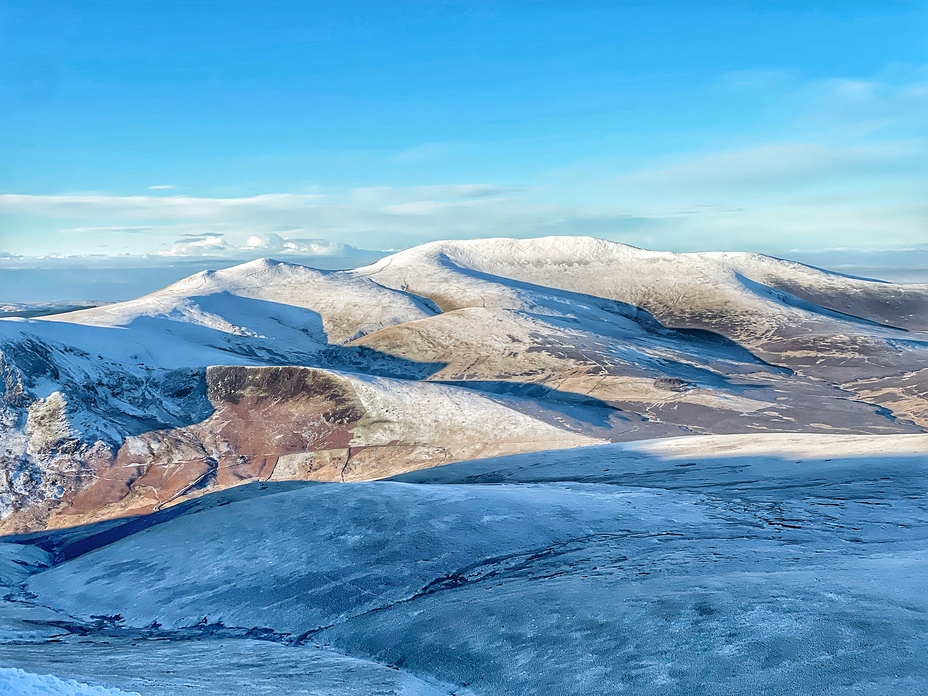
[1,165,924,259]
[59,225,156,234]
[0,192,326,214]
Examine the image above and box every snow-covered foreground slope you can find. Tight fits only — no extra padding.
[1,434,925,694]
[1,236,926,533]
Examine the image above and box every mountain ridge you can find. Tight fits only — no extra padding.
[1,236,925,533]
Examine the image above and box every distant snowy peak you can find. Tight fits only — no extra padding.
[356,236,928,332]
[48,257,436,345]
[364,236,923,289]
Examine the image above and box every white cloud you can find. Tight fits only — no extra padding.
[0,157,924,260]
[148,184,175,190]
[159,232,351,258]
[160,234,228,256]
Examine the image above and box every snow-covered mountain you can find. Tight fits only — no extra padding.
[2,237,928,694]
[1,237,926,532]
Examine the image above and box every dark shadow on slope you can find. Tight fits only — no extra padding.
[438,380,622,430]
[5,442,926,570]
[734,273,911,331]
[3,481,316,563]
[751,256,928,331]
[319,345,444,380]
[430,254,792,372]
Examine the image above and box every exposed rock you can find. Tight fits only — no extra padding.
[653,377,692,392]
[32,365,597,530]
[26,393,71,455]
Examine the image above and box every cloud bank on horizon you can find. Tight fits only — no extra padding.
[0,2,926,272]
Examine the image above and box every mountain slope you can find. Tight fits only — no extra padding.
[355,236,928,347]
[54,257,436,349]
[1,236,926,533]
[353,236,928,424]
[43,365,598,531]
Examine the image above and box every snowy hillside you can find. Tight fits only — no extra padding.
[53,365,598,529]
[54,258,436,345]
[0,236,926,533]
[357,237,928,332]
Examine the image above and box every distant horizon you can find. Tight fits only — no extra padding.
[2,235,927,305]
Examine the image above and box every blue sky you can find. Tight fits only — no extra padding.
[1,1,926,265]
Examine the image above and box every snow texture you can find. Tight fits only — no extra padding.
[0,667,141,695]
[5,433,926,694]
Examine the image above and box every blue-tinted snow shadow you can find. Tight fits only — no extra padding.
[6,443,925,566]
[438,379,623,430]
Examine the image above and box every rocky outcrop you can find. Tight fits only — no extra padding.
[16,365,597,532]
[0,336,212,533]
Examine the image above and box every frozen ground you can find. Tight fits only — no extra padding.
[0,433,926,694]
